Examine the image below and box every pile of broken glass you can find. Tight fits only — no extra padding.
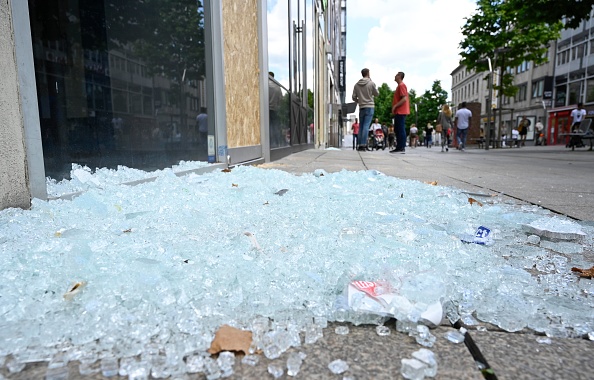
[0,163,592,376]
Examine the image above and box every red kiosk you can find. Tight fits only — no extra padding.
[546,106,573,146]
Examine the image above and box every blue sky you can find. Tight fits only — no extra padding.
[345,0,478,99]
[267,0,478,101]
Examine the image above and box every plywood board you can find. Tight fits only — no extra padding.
[222,0,261,148]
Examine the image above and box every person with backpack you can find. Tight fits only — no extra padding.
[518,116,531,147]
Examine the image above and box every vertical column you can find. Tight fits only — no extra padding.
[0,0,32,209]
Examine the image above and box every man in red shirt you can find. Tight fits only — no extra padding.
[390,72,410,153]
[351,118,360,150]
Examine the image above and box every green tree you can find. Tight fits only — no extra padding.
[106,1,206,82]
[373,83,395,125]
[460,0,562,99]
[106,1,206,130]
[406,89,418,133]
[510,0,594,29]
[414,81,448,133]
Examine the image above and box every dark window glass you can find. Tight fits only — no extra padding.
[555,85,567,107]
[29,0,210,180]
[568,82,581,105]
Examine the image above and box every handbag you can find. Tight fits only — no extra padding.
[435,112,443,133]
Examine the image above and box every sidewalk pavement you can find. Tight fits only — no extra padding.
[3,145,593,380]
[257,144,594,380]
[262,144,594,222]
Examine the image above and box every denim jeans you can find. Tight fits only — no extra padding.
[394,114,407,150]
[358,107,374,147]
[457,127,468,149]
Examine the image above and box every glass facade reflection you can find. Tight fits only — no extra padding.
[267,0,313,152]
[28,0,210,180]
[268,74,290,148]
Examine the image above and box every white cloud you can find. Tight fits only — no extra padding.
[265,0,477,104]
[347,0,477,100]
[267,0,290,85]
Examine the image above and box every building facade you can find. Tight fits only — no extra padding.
[548,14,594,145]
[313,0,346,148]
[452,12,594,147]
[1,0,345,209]
[451,46,554,144]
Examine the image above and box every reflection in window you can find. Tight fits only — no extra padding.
[587,80,594,103]
[29,0,209,180]
[532,80,544,98]
[569,82,581,105]
[555,85,567,107]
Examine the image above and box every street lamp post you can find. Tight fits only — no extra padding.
[414,103,418,127]
[485,58,493,150]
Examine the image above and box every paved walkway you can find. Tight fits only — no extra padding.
[263,144,594,221]
[258,144,594,380]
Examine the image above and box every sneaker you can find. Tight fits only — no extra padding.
[446,147,449,152]
[390,148,405,154]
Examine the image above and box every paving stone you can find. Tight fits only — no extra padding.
[472,331,594,380]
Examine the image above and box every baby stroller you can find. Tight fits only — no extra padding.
[371,128,386,150]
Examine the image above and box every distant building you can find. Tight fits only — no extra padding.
[451,47,554,145]
[547,14,594,145]
[451,11,594,146]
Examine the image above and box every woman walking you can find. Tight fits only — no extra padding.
[436,105,453,152]
[409,124,418,148]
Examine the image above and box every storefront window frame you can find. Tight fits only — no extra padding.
[14,0,222,198]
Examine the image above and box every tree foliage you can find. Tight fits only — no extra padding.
[372,82,447,134]
[509,0,594,29]
[415,81,449,132]
[407,88,418,131]
[459,0,562,96]
[106,0,206,83]
[373,83,395,125]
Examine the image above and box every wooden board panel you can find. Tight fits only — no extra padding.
[222,0,261,148]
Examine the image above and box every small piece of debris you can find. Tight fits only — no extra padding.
[328,359,349,374]
[571,266,594,279]
[63,281,87,300]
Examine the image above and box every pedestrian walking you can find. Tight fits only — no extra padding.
[390,72,409,154]
[436,104,453,152]
[387,124,395,149]
[351,118,360,150]
[409,124,418,148]
[425,123,434,148]
[512,127,520,147]
[518,116,530,147]
[454,102,472,151]
[352,68,379,151]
